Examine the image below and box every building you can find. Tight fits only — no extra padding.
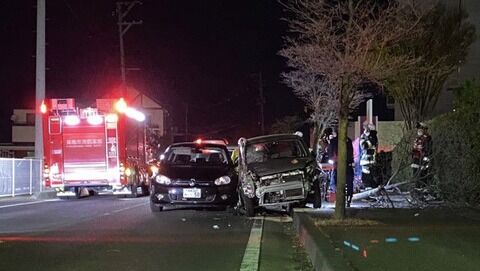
[0,109,36,158]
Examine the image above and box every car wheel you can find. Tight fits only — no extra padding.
[313,180,322,208]
[74,187,81,199]
[141,185,150,196]
[241,190,255,217]
[130,183,138,198]
[150,201,163,212]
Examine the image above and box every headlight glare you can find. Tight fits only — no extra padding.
[155,175,171,185]
[125,168,132,177]
[150,165,159,174]
[214,176,231,186]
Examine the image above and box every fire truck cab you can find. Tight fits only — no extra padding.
[41,98,149,198]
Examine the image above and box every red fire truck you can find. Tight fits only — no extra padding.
[41,98,150,198]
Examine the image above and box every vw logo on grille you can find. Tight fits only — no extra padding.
[189,179,196,187]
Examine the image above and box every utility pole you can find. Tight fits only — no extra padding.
[257,72,265,135]
[366,99,373,125]
[35,0,46,159]
[184,103,189,141]
[116,1,142,96]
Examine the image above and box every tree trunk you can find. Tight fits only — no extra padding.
[334,111,348,220]
[312,122,320,155]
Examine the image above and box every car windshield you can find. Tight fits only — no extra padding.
[163,145,229,166]
[245,139,307,164]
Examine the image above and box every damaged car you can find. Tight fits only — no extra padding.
[237,133,321,216]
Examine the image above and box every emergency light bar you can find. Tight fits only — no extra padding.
[125,107,145,122]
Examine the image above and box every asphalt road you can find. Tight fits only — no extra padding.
[0,196,313,271]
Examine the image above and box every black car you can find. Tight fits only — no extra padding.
[150,142,238,212]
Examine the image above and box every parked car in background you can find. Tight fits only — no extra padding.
[150,141,238,212]
[236,133,321,216]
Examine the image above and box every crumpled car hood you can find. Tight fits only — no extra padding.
[247,157,312,177]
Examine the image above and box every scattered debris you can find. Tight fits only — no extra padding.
[414,213,420,217]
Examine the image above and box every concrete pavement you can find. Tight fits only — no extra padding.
[0,195,314,271]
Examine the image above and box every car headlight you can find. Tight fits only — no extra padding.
[214,176,231,186]
[155,175,171,185]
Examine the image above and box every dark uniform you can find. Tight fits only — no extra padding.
[411,123,432,188]
[360,128,378,188]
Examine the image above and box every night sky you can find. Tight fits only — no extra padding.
[0,0,306,143]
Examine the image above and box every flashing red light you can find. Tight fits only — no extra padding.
[195,139,202,144]
[115,98,128,113]
[40,101,47,114]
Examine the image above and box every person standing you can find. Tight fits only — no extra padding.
[411,122,433,188]
[359,124,378,188]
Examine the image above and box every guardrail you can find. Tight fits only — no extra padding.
[0,158,42,197]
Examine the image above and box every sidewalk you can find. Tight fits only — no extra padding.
[0,190,57,205]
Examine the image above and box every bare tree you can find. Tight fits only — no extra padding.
[281,70,338,151]
[387,3,475,129]
[280,0,429,219]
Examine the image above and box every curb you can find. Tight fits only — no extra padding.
[31,190,57,200]
[293,212,352,271]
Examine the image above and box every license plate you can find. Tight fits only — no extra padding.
[183,188,201,198]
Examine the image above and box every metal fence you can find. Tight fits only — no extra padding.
[0,158,42,197]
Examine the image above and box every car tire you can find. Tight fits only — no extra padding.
[130,183,138,198]
[313,180,322,208]
[141,185,150,196]
[74,187,81,199]
[241,190,255,217]
[150,201,163,212]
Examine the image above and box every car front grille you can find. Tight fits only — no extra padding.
[260,170,304,186]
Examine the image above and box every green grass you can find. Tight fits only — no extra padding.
[314,208,480,271]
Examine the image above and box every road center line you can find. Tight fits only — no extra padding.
[0,199,60,209]
[240,217,264,271]
[111,202,148,214]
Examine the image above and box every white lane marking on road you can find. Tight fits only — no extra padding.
[111,202,147,214]
[240,217,264,271]
[0,199,60,209]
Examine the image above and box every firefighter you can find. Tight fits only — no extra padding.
[359,124,378,188]
[411,122,433,188]
[317,128,332,164]
[327,131,355,207]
